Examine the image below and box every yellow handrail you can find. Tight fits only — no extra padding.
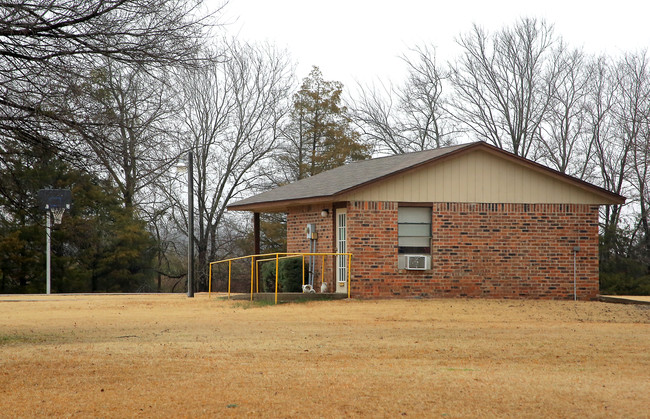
[208,252,353,303]
[274,253,279,304]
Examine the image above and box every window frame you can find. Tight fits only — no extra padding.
[397,206,432,255]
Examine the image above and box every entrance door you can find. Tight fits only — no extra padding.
[336,208,347,293]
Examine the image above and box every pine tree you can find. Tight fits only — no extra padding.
[282,66,370,180]
[0,139,155,293]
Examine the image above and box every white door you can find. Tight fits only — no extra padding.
[336,208,347,293]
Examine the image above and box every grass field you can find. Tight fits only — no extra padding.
[0,294,648,418]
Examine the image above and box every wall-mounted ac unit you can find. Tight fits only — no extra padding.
[398,254,431,270]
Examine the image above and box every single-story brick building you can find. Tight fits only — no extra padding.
[228,142,625,300]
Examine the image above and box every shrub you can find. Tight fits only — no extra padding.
[600,272,650,295]
[600,256,650,295]
[260,257,306,293]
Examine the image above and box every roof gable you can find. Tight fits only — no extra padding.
[229,142,625,211]
[342,147,619,204]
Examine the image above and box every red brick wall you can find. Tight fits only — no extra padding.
[432,203,599,300]
[346,201,400,297]
[287,201,600,300]
[286,205,335,291]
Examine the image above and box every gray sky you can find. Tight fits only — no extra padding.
[217,0,649,87]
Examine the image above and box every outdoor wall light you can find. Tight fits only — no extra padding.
[321,209,329,217]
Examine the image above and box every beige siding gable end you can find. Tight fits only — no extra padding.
[341,149,615,204]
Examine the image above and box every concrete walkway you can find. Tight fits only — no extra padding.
[599,295,650,305]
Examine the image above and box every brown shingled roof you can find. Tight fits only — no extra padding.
[228,141,625,212]
[228,143,471,211]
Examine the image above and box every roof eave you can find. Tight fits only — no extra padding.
[227,195,335,213]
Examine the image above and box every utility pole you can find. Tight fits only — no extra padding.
[46,210,51,294]
[187,150,194,298]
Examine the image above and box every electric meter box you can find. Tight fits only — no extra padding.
[305,223,317,239]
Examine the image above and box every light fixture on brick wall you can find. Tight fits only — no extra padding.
[321,209,329,217]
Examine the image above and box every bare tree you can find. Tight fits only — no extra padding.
[586,54,640,262]
[615,51,650,262]
[170,40,293,290]
[351,46,457,154]
[536,45,594,178]
[62,59,180,210]
[350,81,406,154]
[450,18,558,157]
[0,0,218,154]
[399,46,458,150]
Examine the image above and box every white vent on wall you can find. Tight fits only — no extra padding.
[398,254,431,270]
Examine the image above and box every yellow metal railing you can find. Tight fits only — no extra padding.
[208,252,353,304]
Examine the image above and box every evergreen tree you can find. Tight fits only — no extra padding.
[0,140,155,293]
[282,66,370,181]
[0,139,62,291]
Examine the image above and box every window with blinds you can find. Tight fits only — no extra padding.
[398,207,432,254]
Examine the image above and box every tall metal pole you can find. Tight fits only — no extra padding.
[46,210,51,295]
[187,150,194,298]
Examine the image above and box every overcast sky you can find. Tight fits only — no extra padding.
[216,0,649,88]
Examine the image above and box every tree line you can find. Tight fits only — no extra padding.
[0,3,647,294]
[351,18,649,294]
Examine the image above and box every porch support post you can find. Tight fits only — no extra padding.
[253,212,261,255]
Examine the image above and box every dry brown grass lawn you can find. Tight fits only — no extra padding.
[0,294,648,418]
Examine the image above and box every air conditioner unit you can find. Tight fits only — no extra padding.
[398,254,431,270]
